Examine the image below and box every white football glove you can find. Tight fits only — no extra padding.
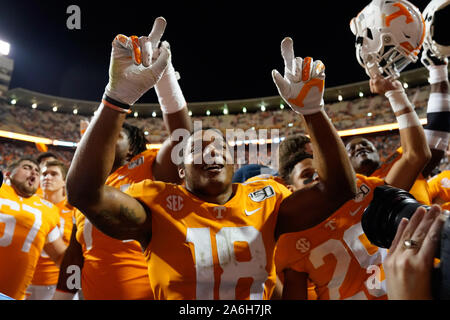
[272,37,325,115]
[104,17,171,106]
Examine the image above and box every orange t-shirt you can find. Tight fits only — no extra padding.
[428,170,450,205]
[125,178,292,300]
[372,147,431,205]
[275,175,388,300]
[0,183,61,300]
[75,149,157,300]
[30,200,75,286]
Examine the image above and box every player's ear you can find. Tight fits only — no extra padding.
[4,170,12,180]
[286,184,295,192]
[178,166,185,180]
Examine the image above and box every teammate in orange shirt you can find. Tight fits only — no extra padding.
[25,160,75,300]
[275,69,431,299]
[65,26,357,300]
[55,124,160,300]
[346,18,450,206]
[0,157,67,300]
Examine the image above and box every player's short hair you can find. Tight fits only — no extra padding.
[42,160,68,180]
[36,152,59,164]
[122,122,148,158]
[7,156,40,173]
[278,134,313,184]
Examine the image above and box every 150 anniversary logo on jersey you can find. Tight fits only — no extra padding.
[248,186,275,202]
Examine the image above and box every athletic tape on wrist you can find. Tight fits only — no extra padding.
[397,111,421,130]
[426,93,450,113]
[424,129,450,151]
[385,89,413,114]
[155,65,186,114]
[428,65,449,85]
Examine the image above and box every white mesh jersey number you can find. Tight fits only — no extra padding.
[0,199,43,253]
[308,221,387,299]
[186,226,268,300]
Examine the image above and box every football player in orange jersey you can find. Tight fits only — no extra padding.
[55,123,158,300]
[346,29,450,206]
[275,69,431,299]
[0,157,67,300]
[54,18,193,300]
[66,25,357,300]
[26,160,75,300]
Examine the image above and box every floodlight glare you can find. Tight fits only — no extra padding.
[0,40,10,56]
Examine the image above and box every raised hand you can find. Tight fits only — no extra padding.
[369,75,403,96]
[104,17,171,106]
[272,37,325,115]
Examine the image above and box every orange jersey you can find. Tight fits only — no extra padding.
[75,149,157,300]
[31,200,75,286]
[275,175,388,300]
[0,183,61,300]
[428,171,450,204]
[372,147,431,205]
[125,178,292,300]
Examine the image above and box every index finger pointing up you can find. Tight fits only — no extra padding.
[148,17,167,47]
[281,37,295,73]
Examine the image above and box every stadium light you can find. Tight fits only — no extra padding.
[188,110,192,116]
[31,103,37,109]
[261,105,266,112]
[73,108,78,115]
[144,131,149,136]
[403,82,409,89]
[0,40,10,56]
[242,107,247,113]
[133,111,138,118]
[338,95,343,102]
[280,103,285,110]
[223,108,229,115]
[206,110,211,116]
[152,111,157,117]
[52,106,58,112]
[359,91,364,98]
[10,99,16,105]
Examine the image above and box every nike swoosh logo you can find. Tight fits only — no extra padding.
[245,208,262,216]
[61,210,71,213]
[350,205,362,216]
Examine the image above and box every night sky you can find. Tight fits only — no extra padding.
[0,0,433,103]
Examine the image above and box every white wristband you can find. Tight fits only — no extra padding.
[155,63,186,114]
[427,93,450,113]
[385,89,414,113]
[397,111,421,130]
[428,65,449,85]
